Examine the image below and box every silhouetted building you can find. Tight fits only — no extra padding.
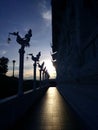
[51,0,98,84]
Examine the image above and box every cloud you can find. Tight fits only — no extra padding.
[42,10,51,21]
[38,0,47,10]
[39,0,52,26]
[0,50,7,56]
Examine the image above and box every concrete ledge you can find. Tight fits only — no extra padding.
[0,87,48,130]
[57,84,98,130]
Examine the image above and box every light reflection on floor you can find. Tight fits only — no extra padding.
[13,87,85,130]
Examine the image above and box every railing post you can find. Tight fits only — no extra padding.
[18,46,25,96]
[38,62,44,88]
[12,60,16,77]
[8,29,32,96]
[28,52,41,90]
[33,61,36,90]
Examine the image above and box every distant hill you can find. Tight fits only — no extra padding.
[0,75,18,98]
[0,75,35,98]
[0,75,57,99]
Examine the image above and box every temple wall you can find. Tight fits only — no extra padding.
[52,0,98,84]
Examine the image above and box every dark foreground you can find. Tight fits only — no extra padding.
[11,87,88,130]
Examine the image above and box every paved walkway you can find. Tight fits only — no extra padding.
[12,87,87,130]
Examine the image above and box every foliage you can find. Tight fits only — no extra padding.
[0,56,9,75]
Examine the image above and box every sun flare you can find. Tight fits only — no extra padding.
[44,60,56,79]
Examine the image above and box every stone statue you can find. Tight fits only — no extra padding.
[9,29,32,47]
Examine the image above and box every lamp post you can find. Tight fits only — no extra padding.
[8,29,32,96]
[28,52,41,90]
[12,60,16,77]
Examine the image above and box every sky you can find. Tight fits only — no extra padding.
[0,0,56,79]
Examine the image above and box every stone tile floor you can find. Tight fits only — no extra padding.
[12,87,87,130]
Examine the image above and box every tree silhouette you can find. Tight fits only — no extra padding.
[0,57,9,75]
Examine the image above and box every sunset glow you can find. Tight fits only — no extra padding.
[44,59,56,79]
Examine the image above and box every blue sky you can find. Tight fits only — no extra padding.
[0,0,56,79]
